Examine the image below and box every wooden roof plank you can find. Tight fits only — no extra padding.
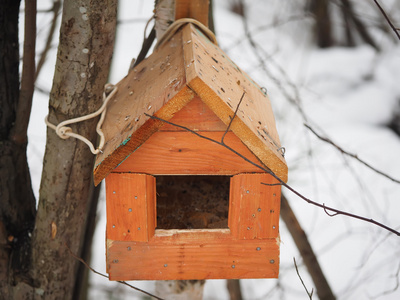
[181,24,288,181]
[93,30,193,185]
[94,23,288,184]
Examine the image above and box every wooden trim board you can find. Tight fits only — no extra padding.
[112,131,264,175]
[106,173,156,242]
[107,236,279,280]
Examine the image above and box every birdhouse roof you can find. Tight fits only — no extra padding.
[93,24,287,186]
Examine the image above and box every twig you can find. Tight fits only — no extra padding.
[240,7,310,125]
[261,183,282,186]
[221,91,245,143]
[323,204,339,217]
[281,195,336,300]
[65,244,164,300]
[10,0,36,145]
[132,15,156,69]
[132,25,156,69]
[305,123,400,184]
[339,0,380,51]
[293,257,314,299]
[241,3,400,189]
[372,0,400,42]
[35,0,61,81]
[144,112,400,236]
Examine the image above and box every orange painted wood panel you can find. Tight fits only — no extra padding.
[112,131,264,175]
[229,173,280,239]
[159,96,227,131]
[107,236,279,280]
[106,173,156,242]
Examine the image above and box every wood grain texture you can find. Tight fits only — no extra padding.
[175,0,209,27]
[93,29,193,185]
[229,173,280,239]
[112,131,263,175]
[159,95,227,131]
[106,173,156,242]
[105,172,281,280]
[107,235,279,280]
[181,24,288,182]
[94,23,287,185]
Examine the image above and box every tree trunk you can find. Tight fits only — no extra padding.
[0,0,117,298]
[227,279,243,300]
[280,194,336,300]
[308,0,333,48]
[30,0,117,298]
[0,0,37,297]
[155,280,205,300]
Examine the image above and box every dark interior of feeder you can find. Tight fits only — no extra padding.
[156,175,230,229]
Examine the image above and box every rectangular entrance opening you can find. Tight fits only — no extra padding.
[156,175,230,229]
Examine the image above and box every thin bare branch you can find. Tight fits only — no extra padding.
[305,123,400,184]
[339,0,380,50]
[240,3,399,190]
[35,0,61,81]
[221,91,245,143]
[369,261,400,299]
[323,204,339,217]
[261,183,283,186]
[294,257,314,299]
[66,244,164,300]
[372,0,400,41]
[10,0,36,145]
[281,195,336,300]
[239,1,309,123]
[143,114,400,236]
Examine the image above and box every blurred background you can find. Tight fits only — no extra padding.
[26,0,400,299]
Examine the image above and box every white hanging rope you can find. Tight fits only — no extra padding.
[155,18,218,50]
[45,83,117,155]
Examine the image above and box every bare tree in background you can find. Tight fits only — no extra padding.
[307,0,380,49]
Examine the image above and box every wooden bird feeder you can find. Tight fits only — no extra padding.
[94,23,288,281]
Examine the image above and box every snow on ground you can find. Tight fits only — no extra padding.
[27,0,400,299]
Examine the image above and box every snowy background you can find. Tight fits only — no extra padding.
[27,0,400,299]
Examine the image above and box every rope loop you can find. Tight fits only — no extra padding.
[57,126,72,139]
[155,18,218,50]
[45,83,117,155]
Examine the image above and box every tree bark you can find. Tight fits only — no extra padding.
[29,0,117,298]
[2,0,117,298]
[0,0,37,297]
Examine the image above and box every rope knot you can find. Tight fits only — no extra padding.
[45,84,118,155]
[57,126,72,139]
